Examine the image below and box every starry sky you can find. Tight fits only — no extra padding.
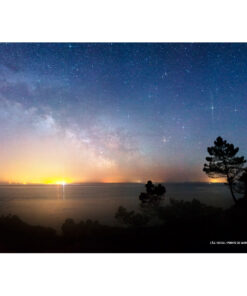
[0,43,246,184]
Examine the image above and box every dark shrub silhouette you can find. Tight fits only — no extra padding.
[61,218,76,238]
[0,214,57,252]
[139,180,166,203]
[115,206,149,227]
[154,183,166,196]
[156,198,222,224]
[203,136,246,203]
[2,200,247,252]
[145,180,155,194]
[61,218,101,239]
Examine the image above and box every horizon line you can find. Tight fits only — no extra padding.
[0,181,224,185]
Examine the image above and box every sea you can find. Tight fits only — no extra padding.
[0,183,235,231]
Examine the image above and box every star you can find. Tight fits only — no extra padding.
[210,104,215,111]
[162,136,171,143]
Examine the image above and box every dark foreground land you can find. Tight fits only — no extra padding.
[1,198,247,253]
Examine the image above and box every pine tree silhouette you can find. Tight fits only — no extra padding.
[203,136,246,203]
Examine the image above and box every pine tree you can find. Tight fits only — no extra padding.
[203,136,246,203]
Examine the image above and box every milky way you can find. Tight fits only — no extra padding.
[0,43,246,183]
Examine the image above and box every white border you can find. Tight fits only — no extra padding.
[0,254,247,296]
[0,0,246,42]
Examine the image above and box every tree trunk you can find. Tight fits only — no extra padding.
[226,170,238,204]
[229,183,237,204]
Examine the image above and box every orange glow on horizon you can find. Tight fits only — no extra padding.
[208,178,226,184]
[100,177,127,183]
[3,177,223,185]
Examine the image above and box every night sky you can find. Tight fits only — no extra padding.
[0,43,246,184]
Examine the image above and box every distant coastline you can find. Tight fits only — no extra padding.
[0,181,225,186]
